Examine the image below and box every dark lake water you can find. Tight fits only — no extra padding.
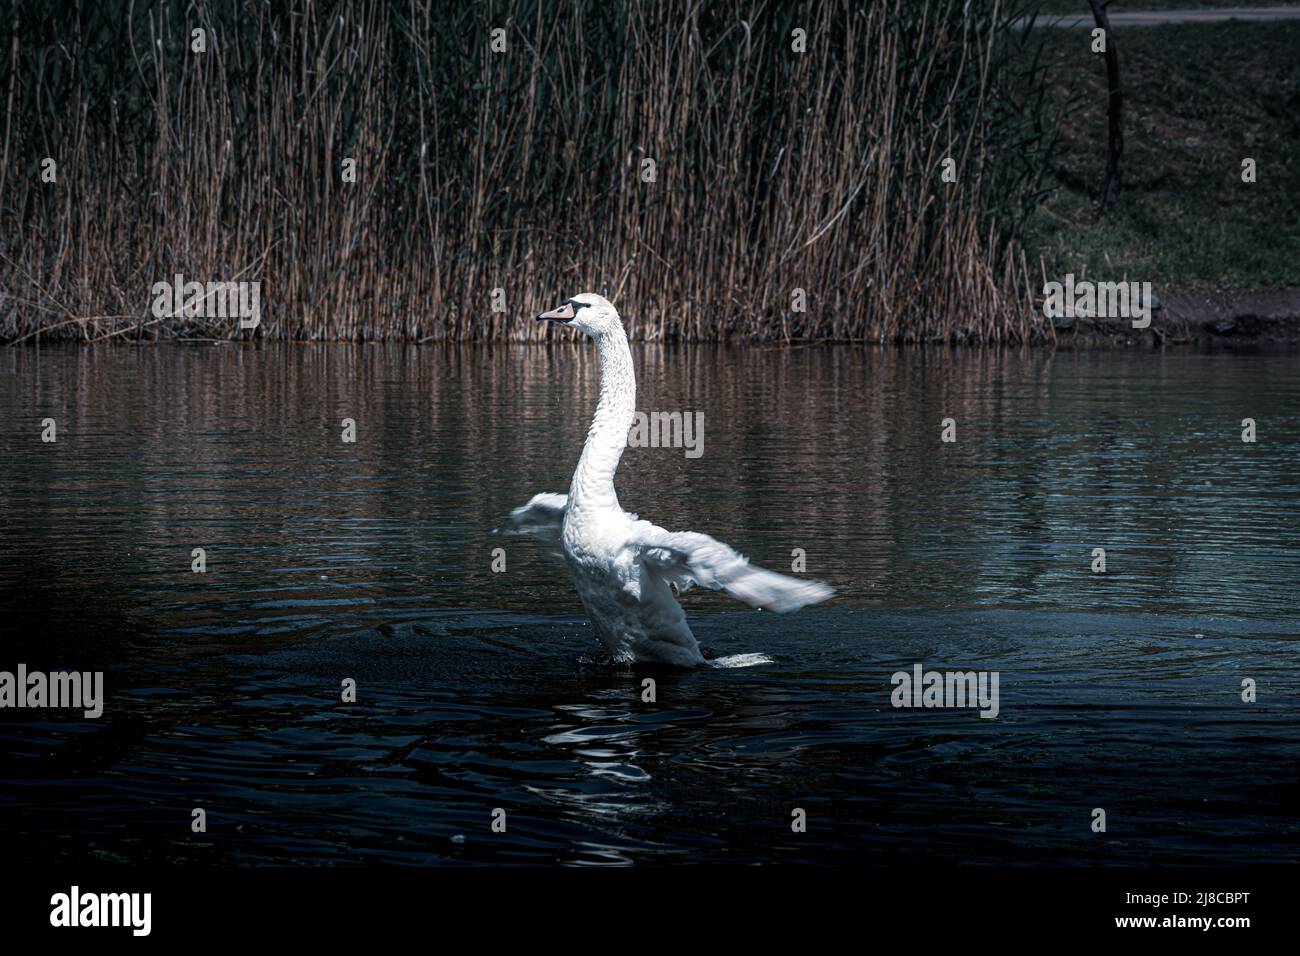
[1,343,1298,865]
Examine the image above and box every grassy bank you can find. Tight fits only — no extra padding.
[1025,19,1300,293]
[0,0,1054,345]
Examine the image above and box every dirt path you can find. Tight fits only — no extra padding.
[1031,6,1300,27]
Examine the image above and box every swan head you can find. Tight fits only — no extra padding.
[536,293,623,339]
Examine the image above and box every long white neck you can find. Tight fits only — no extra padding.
[568,327,635,514]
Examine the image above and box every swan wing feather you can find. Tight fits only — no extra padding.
[504,493,639,541]
[504,492,569,541]
[630,522,833,613]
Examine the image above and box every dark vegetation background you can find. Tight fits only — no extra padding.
[3,1,1295,344]
[0,0,1055,343]
[1028,16,1300,293]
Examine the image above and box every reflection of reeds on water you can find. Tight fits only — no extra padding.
[1,0,1053,344]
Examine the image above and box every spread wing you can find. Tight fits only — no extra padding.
[503,492,568,543]
[630,521,833,613]
[503,492,639,545]
[500,492,569,560]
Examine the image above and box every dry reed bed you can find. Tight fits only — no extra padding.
[0,0,1054,344]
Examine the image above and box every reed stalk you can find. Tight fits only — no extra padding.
[0,0,1056,344]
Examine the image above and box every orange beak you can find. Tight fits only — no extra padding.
[537,302,576,322]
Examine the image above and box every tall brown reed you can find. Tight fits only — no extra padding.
[0,0,1055,344]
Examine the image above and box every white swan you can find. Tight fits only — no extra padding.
[505,293,833,667]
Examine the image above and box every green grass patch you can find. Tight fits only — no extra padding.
[1024,20,1300,291]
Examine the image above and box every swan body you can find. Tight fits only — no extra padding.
[506,293,833,666]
